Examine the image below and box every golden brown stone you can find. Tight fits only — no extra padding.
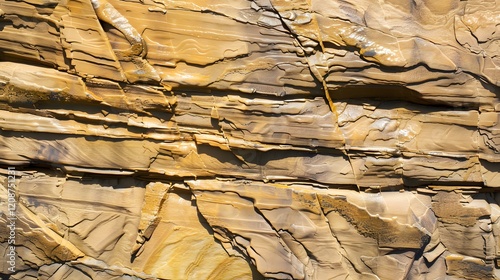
[0,0,499,279]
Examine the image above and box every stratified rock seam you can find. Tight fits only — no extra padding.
[0,0,499,279]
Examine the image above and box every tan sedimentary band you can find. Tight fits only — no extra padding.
[0,0,499,278]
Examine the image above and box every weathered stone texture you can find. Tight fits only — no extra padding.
[0,0,499,279]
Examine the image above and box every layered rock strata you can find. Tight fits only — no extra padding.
[0,0,499,279]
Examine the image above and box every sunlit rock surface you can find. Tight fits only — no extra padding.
[0,0,499,279]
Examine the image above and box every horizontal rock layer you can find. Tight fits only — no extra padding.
[0,0,499,279]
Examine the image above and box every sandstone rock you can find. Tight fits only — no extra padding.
[0,0,499,279]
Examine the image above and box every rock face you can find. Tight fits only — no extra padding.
[0,0,499,279]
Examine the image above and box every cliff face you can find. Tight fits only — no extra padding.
[0,0,499,279]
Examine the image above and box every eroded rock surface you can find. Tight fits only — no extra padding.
[0,0,499,279]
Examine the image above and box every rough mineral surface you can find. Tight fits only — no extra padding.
[0,0,499,279]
